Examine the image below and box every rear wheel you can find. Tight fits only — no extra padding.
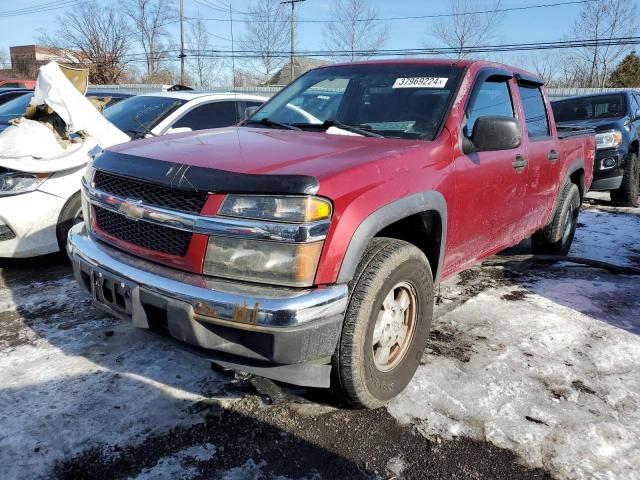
[332,238,433,409]
[610,152,639,207]
[56,192,83,252]
[532,182,581,256]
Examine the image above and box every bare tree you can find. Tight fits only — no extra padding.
[122,0,176,81]
[39,1,132,84]
[429,0,504,59]
[565,0,638,87]
[0,47,9,70]
[530,52,558,85]
[323,0,389,61]
[187,18,219,87]
[240,0,290,83]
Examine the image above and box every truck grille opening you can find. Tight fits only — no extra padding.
[94,206,192,256]
[93,171,208,214]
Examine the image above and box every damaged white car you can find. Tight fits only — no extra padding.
[0,62,267,258]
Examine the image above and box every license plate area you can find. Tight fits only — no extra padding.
[91,268,134,316]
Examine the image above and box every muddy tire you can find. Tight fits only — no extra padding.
[531,182,581,256]
[332,238,433,409]
[610,152,639,207]
[56,192,83,252]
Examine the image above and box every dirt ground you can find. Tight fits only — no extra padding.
[1,193,638,480]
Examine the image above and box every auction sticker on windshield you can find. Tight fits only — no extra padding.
[392,77,448,88]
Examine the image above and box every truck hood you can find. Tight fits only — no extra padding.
[556,117,625,132]
[103,126,429,193]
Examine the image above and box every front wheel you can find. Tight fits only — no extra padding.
[532,182,581,256]
[332,238,433,409]
[610,152,639,207]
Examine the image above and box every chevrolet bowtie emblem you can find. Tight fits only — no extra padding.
[118,199,145,221]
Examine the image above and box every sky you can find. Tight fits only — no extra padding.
[0,0,588,76]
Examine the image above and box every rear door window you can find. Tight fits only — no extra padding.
[466,79,514,135]
[172,101,239,130]
[518,84,550,138]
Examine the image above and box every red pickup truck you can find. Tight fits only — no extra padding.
[69,60,595,407]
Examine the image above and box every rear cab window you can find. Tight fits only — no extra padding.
[518,84,550,139]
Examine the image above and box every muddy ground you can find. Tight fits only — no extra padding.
[1,193,638,480]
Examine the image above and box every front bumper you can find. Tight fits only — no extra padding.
[68,223,348,387]
[0,190,66,258]
[591,149,625,191]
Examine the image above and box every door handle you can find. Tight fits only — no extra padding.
[548,150,559,164]
[512,155,527,173]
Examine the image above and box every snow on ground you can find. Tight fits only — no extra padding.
[389,194,640,480]
[128,443,216,480]
[0,275,231,479]
[1,192,639,479]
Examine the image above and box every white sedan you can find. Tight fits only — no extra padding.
[0,91,267,258]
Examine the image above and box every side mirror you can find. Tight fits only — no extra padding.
[165,126,192,135]
[464,116,521,153]
[244,106,260,119]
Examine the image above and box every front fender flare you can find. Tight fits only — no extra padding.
[336,191,448,284]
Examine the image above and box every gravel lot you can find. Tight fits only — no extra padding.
[0,193,638,480]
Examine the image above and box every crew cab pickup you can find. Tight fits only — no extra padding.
[69,60,595,407]
[552,91,640,206]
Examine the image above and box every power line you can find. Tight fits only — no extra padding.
[0,0,77,18]
[53,35,640,66]
[189,0,595,23]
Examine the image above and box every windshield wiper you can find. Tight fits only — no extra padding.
[245,118,301,131]
[133,116,157,137]
[322,120,383,138]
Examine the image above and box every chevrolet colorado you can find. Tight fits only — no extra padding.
[69,60,595,407]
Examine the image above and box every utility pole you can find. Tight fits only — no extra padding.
[230,4,236,87]
[179,0,185,84]
[281,0,305,82]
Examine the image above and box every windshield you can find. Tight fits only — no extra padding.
[104,95,186,138]
[0,93,33,124]
[552,94,627,122]
[249,64,464,140]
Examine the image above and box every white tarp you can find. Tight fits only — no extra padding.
[31,62,128,147]
[0,119,66,159]
[0,61,128,168]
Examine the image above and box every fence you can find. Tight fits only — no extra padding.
[89,83,639,101]
[89,84,283,97]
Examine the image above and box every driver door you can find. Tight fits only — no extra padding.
[449,75,528,272]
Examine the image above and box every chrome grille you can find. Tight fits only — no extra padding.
[94,206,192,256]
[93,170,208,214]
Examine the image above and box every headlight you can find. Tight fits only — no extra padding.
[595,130,622,150]
[219,195,332,223]
[0,171,49,197]
[203,236,323,287]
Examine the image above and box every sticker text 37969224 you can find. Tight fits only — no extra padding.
[392,77,448,89]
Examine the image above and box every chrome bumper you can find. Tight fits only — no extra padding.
[67,223,348,386]
[68,223,348,329]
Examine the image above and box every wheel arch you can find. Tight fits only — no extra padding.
[336,191,447,285]
[564,158,586,199]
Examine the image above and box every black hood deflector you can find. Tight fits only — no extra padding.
[93,150,320,195]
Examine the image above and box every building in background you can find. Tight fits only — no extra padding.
[0,45,77,80]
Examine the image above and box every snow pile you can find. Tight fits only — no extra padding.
[129,443,216,479]
[0,275,227,480]
[389,203,640,480]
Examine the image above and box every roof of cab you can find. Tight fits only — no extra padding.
[310,58,542,84]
